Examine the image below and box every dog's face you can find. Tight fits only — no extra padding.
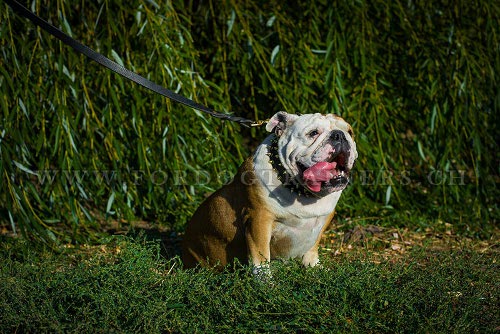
[266,112,358,196]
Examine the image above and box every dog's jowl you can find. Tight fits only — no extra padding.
[182,112,358,276]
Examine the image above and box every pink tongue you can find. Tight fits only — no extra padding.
[302,162,337,192]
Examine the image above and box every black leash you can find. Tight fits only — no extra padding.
[5,0,264,128]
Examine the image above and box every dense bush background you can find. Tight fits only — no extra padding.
[1,0,498,243]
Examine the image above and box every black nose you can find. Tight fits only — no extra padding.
[331,130,350,153]
[330,130,346,142]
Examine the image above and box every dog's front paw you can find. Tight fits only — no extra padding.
[252,263,274,284]
[302,250,320,268]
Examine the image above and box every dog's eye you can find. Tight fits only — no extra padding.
[308,129,320,138]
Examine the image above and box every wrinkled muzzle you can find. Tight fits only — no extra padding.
[299,130,353,194]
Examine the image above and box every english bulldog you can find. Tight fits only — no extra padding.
[182,112,357,276]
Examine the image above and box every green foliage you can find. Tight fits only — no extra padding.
[0,0,244,242]
[0,0,498,242]
[0,237,497,332]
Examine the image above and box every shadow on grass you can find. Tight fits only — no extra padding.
[112,221,183,261]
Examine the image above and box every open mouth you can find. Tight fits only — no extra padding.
[299,151,350,193]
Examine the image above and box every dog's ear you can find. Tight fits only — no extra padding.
[266,111,299,136]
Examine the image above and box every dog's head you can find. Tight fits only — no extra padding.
[266,111,358,196]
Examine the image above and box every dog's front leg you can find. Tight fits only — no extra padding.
[245,211,274,279]
[302,213,334,268]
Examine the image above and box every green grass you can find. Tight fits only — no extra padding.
[0,236,497,333]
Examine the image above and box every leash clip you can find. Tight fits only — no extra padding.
[250,119,268,127]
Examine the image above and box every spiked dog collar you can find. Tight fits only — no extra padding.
[267,136,317,198]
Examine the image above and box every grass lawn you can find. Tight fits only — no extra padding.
[1,225,498,333]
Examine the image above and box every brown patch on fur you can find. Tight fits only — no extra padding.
[347,124,354,140]
[182,158,275,269]
[270,229,292,259]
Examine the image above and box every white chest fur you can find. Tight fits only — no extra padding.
[253,137,342,260]
[270,215,330,259]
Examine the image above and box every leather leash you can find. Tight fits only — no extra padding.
[5,0,265,128]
